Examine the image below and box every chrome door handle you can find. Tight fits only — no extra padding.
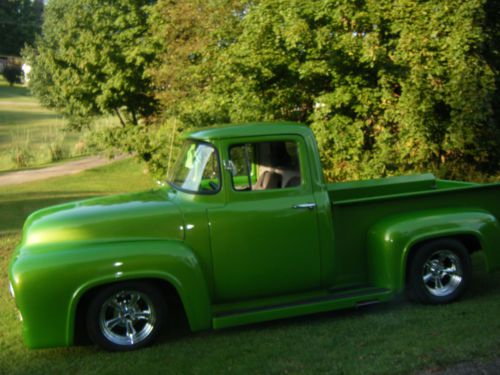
[292,203,316,210]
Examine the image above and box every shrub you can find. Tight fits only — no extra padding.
[42,126,68,162]
[82,118,181,180]
[10,132,34,168]
[73,139,87,156]
[47,142,68,162]
[10,145,34,168]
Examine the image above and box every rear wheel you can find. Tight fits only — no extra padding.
[86,281,166,351]
[408,239,471,304]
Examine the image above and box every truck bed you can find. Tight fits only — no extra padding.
[328,173,477,203]
[326,174,500,287]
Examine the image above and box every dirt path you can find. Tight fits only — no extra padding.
[0,155,122,187]
[0,101,38,106]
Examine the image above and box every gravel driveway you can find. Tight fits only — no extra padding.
[0,155,122,186]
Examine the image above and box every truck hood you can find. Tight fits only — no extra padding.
[19,189,184,252]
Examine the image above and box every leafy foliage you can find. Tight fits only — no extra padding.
[9,130,34,168]
[0,0,44,56]
[149,0,248,128]
[83,119,180,179]
[26,0,500,181]
[225,1,500,180]
[25,0,158,130]
[146,0,500,180]
[389,0,499,178]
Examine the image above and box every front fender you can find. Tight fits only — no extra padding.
[366,209,500,292]
[9,240,212,349]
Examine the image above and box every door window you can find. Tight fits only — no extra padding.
[228,141,301,191]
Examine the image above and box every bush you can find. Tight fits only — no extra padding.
[42,126,68,162]
[73,139,87,156]
[2,64,23,86]
[47,142,68,162]
[10,145,34,168]
[82,118,182,180]
[10,132,34,168]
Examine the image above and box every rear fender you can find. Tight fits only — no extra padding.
[367,209,500,292]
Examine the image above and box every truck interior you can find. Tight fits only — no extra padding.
[229,141,302,191]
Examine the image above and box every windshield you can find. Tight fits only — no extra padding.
[168,141,221,194]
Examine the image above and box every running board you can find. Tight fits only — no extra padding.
[212,287,392,329]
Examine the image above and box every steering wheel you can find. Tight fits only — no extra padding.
[208,181,218,191]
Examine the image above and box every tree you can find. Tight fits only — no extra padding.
[25,0,158,129]
[159,0,499,181]
[0,0,44,56]
[140,0,250,178]
[388,0,499,178]
[484,0,500,172]
[149,0,249,128]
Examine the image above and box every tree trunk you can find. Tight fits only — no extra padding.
[114,108,126,128]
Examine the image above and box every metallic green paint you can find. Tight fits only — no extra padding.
[209,134,321,302]
[8,122,500,349]
[20,190,184,248]
[212,287,394,329]
[368,209,500,291]
[10,240,212,348]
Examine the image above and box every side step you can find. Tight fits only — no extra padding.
[212,286,392,329]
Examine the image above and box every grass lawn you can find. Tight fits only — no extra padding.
[0,160,499,374]
[0,158,155,233]
[0,77,83,171]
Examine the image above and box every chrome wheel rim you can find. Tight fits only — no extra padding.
[99,290,156,346]
[422,250,463,297]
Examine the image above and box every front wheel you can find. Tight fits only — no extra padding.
[408,239,471,304]
[86,281,166,351]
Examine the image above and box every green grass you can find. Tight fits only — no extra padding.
[0,158,155,233]
[0,160,499,374]
[0,77,83,171]
[0,80,34,102]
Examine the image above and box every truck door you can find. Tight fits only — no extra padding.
[208,136,321,303]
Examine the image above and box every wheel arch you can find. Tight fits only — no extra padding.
[73,277,185,345]
[64,241,213,346]
[367,209,497,293]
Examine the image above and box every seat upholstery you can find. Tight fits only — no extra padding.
[285,176,301,188]
[255,171,282,190]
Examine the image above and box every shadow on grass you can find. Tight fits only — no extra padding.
[0,110,61,125]
[467,254,499,299]
[155,253,500,348]
[0,84,30,99]
[22,271,500,365]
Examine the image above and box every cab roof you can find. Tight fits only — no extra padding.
[186,122,312,141]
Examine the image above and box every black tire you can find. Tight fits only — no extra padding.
[408,238,471,304]
[86,281,166,351]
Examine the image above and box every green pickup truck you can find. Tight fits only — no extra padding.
[8,122,500,351]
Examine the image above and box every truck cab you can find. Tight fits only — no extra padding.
[172,124,329,304]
